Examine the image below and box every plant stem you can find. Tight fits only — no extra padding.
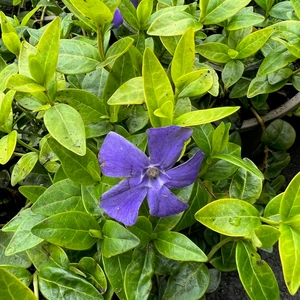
[97,25,105,62]
[196,178,217,200]
[207,237,235,261]
[33,272,39,300]
[17,139,39,153]
[13,152,24,157]
[260,216,280,226]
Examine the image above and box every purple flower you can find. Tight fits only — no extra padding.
[99,126,204,226]
[112,0,139,28]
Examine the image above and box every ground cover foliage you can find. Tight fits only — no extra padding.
[1,0,300,299]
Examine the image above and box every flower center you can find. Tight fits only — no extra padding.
[146,167,160,179]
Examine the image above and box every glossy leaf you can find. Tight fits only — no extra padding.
[222,60,244,89]
[5,210,45,255]
[147,11,202,36]
[81,185,102,216]
[31,179,85,216]
[6,74,45,93]
[171,28,194,83]
[102,252,132,300]
[11,152,38,187]
[32,211,101,250]
[127,216,153,245]
[192,124,214,158]
[154,231,207,262]
[195,199,261,236]
[39,267,103,299]
[0,268,36,300]
[0,265,32,286]
[229,164,263,204]
[69,0,113,25]
[211,122,230,154]
[196,43,231,63]
[211,154,264,179]
[44,103,86,156]
[124,245,154,300]
[280,172,300,222]
[57,39,100,74]
[19,185,47,203]
[107,77,144,105]
[102,220,140,258]
[255,225,280,248]
[143,48,173,127]
[175,106,239,127]
[227,13,265,31]
[0,63,18,92]
[236,240,279,300]
[291,0,300,19]
[0,131,17,165]
[163,262,209,300]
[200,0,251,25]
[236,27,274,59]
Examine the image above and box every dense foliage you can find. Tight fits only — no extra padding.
[1,0,300,299]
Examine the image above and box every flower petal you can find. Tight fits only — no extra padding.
[165,150,204,189]
[147,182,188,217]
[147,126,192,170]
[99,132,149,178]
[100,177,147,226]
[112,9,123,28]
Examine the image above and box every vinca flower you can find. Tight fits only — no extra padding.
[112,0,138,28]
[99,126,204,226]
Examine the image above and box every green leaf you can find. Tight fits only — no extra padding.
[291,0,300,19]
[255,225,280,248]
[69,0,113,25]
[236,240,279,300]
[44,103,86,156]
[143,48,174,127]
[137,0,153,29]
[56,89,108,123]
[280,172,300,222]
[255,0,275,13]
[163,262,210,300]
[0,63,18,92]
[39,267,103,299]
[211,154,264,179]
[119,0,139,30]
[261,119,296,151]
[127,216,153,245]
[31,179,85,216]
[153,231,207,262]
[151,214,182,233]
[57,39,100,74]
[0,90,15,129]
[0,265,32,286]
[5,210,45,255]
[264,193,283,219]
[147,11,202,36]
[229,163,263,204]
[81,185,102,216]
[31,17,60,86]
[0,231,31,267]
[211,122,230,154]
[200,0,251,25]
[48,138,100,185]
[0,269,36,300]
[247,75,288,98]
[98,37,134,68]
[11,152,39,187]
[192,124,214,158]
[76,257,107,293]
[236,27,274,59]
[257,48,296,77]
[32,211,101,250]
[124,245,154,300]
[102,220,140,258]
[222,60,244,89]
[196,42,231,63]
[279,224,300,295]
[227,13,265,31]
[102,252,132,300]
[107,77,144,105]
[19,185,47,203]
[171,28,195,83]
[174,106,240,127]
[0,12,20,56]
[195,199,261,236]
[6,74,45,93]
[26,242,69,271]
[0,131,17,165]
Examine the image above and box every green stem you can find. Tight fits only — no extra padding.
[33,272,39,300]
[260,216,280,226]
[45,91,55,106]
[97,25,105,62]
[13,152,24,157]
[17,139,39,153]
[207,237,235,261]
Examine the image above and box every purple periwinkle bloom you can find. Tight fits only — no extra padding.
[112,0,139,28]
[98,126,204,226]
